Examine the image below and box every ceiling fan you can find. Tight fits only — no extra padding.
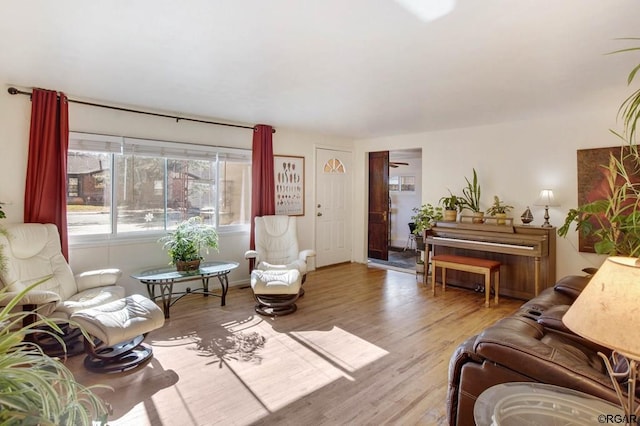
[389,161,409,168]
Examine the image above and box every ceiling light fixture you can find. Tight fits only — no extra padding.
[394,0,456,22]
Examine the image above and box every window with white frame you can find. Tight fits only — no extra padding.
[67,132,251,238]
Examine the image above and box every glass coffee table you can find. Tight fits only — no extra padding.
[474,382,624,425]
[131,261,239,318]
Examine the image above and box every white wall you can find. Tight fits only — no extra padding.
[353,89,631,279]
[0,86,353,295]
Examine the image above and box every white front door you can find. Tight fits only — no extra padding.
[315,148,352,267]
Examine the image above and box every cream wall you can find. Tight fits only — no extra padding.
[353,90,630,279]
[0,86,353,295]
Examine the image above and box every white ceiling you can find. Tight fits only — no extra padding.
[1,1,639,139]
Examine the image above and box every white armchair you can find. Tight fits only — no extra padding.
[244,215,315,284]
[245,215,316,316]
[0,223,125,353]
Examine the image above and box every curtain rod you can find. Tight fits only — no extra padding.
[7,87,275,133]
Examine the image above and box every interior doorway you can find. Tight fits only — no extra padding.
[367,148,422,271]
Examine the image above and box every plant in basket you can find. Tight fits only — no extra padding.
[159,216,219,271]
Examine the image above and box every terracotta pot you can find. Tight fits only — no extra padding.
[443,210,457,222]
[176,259,201,272]
[472,211,485,224]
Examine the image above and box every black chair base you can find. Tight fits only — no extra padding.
[254,293,299,317]
[28,324,85,358]
[83,334,154,373]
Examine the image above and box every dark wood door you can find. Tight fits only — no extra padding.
[368,151,389,260]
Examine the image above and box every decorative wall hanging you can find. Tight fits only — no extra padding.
[274,155,305,216]
[576,145,637,253]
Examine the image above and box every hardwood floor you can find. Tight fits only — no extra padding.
[67,263,522,426]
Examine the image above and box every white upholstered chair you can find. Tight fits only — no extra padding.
[245,215,315,284]
[0,223,125,354]
[245,215,315,315]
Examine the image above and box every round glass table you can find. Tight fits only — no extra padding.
[474,382,624,426]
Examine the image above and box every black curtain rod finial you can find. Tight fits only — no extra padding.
[8,87,18,95]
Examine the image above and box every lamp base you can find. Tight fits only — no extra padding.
[600,351,640,425]
[541,206,552,227]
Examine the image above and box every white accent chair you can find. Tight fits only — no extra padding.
[245,215,315,315]
[0,223,164,371]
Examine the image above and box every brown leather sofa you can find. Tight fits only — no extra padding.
[446,274,632,425]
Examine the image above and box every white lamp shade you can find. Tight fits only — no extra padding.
[534,189,558,207]
[563,257,640,360]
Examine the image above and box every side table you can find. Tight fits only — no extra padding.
[474,382,624,425]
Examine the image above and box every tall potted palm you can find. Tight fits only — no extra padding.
[559,39,640,256]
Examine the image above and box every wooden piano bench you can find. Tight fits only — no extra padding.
[431,254,500,307]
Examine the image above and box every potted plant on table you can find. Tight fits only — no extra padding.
[159,216,219,271]
[461,168,484,223]
[411,203,442,270]
[439,192,463,222]
[486,195,514,225]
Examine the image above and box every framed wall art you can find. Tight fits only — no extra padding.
[274,155,305,216]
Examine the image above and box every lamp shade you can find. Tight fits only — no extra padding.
[563,257,640,360]
[534,189,558,207]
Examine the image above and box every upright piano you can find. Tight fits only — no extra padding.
[425,221,556,300]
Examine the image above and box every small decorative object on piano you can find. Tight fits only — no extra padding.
[520,206,534,224]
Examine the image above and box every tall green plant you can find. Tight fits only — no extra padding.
[559,39,640,256]
[461,168,482,212]
[610,38,640,144]
[0,281,110,425]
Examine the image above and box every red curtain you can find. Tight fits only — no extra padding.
[250,124,275,250]
[24,89,70,260]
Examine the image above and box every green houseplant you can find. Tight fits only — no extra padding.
[411,203,443,236]
[559,40,640,256]
[486,195,514,225]
[439,192,463,222]
[0,282,110,425]
[160,216,219,271]
[461,168,484,223]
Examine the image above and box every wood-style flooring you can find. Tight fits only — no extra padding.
[66,263,522,426]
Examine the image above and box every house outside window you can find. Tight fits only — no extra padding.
[67,132,251,239]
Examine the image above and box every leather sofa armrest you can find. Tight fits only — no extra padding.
[475,316,612,389]
[74,269,122,292]
[244,250,258,260]
[299,249,316,261]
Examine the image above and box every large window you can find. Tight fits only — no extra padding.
[67,132,251,238]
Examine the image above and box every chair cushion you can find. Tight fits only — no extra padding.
[257,260,307,276]
[251,269,301,295]
[70,294,164,346]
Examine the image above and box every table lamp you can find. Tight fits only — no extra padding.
[534,189,558,227]
[563,257,640,423]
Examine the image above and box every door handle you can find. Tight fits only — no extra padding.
[317,212,323,217]
[383,211,387,221]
